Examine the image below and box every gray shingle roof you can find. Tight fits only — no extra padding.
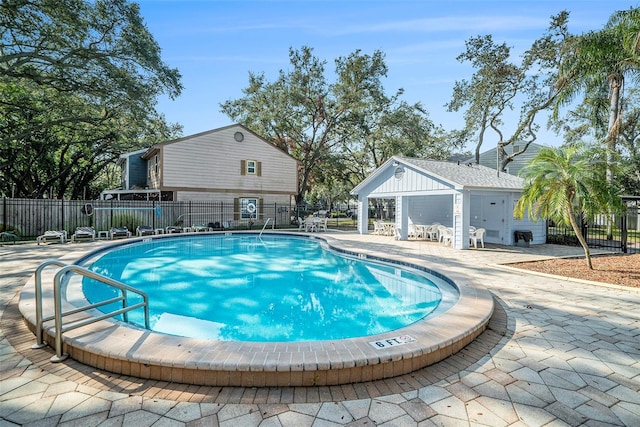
[398,157,524,190]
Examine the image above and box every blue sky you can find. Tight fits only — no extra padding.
[138,0,637,150]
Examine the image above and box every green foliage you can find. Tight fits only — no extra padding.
[111,214,136,233]
[447,12,570,171]
[516,145,624,223]
[553,87,640,195]
[0,223,20,235]
[546,233,580,246]
[221,46,453,205]
[555,7,640,154]
[0,0,183,199]
[514,144,625,268]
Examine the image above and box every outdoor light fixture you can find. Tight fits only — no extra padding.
[394,166,405,179]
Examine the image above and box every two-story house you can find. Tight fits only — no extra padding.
[103,124,299,217]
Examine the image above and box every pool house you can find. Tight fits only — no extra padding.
[351,156,546,249]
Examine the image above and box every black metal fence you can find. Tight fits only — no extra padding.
[546,201,640,253]
[1,198,357,241]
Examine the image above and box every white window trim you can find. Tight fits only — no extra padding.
[246,160,257,175]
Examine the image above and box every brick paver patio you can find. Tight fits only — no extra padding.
[1,232,639,426]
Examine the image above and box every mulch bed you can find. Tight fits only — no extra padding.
[509,253,640,288]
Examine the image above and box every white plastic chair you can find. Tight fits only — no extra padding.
[373,221,384,235]
[304,217,317,232]
[470,228,486,248]
[425,225,439,241]
[440,227,453,246]
[409,224,420,239]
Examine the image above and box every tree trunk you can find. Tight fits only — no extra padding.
[606,73,622,167]
[606,73,623,240]
[568,205,593,269]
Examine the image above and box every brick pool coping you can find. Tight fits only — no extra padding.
[18,232,494,387]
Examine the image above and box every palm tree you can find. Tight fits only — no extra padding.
[556,8,640,168]
[514,145,624,269]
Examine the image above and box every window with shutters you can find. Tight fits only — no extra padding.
[241,198,258,219]
[241,160,261,176]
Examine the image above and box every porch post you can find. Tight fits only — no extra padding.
[396,195,408,240]
[452,191,471,249]
[357,196,369,234]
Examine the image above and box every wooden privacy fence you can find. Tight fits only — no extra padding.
[1,198,299,240]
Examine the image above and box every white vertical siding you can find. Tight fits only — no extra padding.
[366,166,452,196]
[509,196,547,244]
[452,192,463,248]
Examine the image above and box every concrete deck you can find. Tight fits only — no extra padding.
[1,232,639,426]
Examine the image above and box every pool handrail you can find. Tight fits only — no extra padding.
[259,218,272,237]
[32,260,69,348]
[31,260,150,362]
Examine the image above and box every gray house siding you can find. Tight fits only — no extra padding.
[127,154,147,188]
[118,149,148,190]
[475,142,545,176]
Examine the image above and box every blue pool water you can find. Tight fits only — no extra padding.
[80,234,457,342]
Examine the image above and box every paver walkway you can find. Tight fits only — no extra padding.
[1,232,639,426]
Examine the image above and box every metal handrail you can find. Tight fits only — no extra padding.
[33,260,69,348]
[259,218,272,237]
[32,260,150,362]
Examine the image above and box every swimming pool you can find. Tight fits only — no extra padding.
[20,232,494,387]
[79,234,457,341]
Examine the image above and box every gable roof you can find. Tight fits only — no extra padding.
[352,156,524,195]
[400,157,524,189]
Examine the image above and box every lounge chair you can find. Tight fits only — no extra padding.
[1,231,18,244]
[37,230,67,245]
[136,225,155,237]
[110,226,131,239]
[470,228,486,249]
[71,226,96,242]
[192,223,211,232]
[166,226,183,233]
